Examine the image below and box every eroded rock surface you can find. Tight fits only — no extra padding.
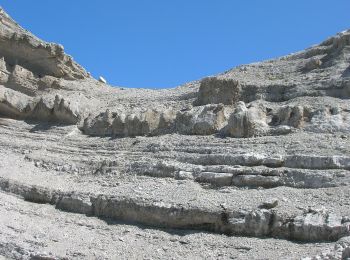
[0,7,88,80]
[0,7,349,260]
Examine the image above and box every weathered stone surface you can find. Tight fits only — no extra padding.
[6,64,38,96]
[194,77,241,106]
[0,86,32,117]
[0,191,340,260]
[273,105,305,128]
[0,9,89,80]
[259,198,279,209]
[304,57,323,71]
[1,176,349,242]
[56,193,92,215]
[0,56,9,84]
[288,210,348,241]
[176,104,228,135]
[83,108,177,137]
[225,102,269,137]
[0,87,80,123]
[0,7,350,260]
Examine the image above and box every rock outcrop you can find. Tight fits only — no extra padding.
[0,7,349,260]
[0,89,80,124]
[83,108,177,137]
[225,102,270,137]
[0,7,89,80]
[194,77,241,106]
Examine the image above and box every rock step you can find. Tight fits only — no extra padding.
[130,160,350,188]
[176,153,350,170]
[0,176,349,242]
[0,191,341,260]
[23,151,350,189]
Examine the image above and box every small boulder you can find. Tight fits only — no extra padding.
[259,198,279,209]
[304,58,322,71]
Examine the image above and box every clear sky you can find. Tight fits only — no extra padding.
[1,0,349,88]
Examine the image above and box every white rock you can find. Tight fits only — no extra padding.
[99,76,107,84]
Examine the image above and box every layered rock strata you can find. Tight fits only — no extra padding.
[0,7,349,259]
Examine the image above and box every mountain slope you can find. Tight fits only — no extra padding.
[0,7,349,260]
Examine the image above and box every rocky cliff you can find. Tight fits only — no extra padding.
[0,7,349,260]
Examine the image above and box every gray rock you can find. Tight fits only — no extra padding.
[0,7,350,260]
[0,10,89,79]
[194,77,240,106]
[226,102,269,137]
[259,198,279,209]
[304,57,323,71]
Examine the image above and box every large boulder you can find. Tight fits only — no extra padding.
[120,108,176,137]
[273,105,305,128]
[123,110,159,137]
[194,77,241,106]
[303,57,322,72]
[176,104,228,135]
[226,102,269,137]
[83,110,114,136]
[0,86,31,118]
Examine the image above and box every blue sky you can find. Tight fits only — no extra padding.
[1,1,349,88]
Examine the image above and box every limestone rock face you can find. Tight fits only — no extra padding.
[52,95,80,124]
[6,64,38,96]
[0,8,89,80]
[0,88,80,124]
[83,108,177,137]
[194,77,240,106]
[0,56,9,84]
[83,104,229,137]
[304,106,350,133]
[176,104,228,135]
[226,102,269,137]
[273,105,305,128]
[0,7,350,260]
[303,57,323,71]
[0,86,31,117]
